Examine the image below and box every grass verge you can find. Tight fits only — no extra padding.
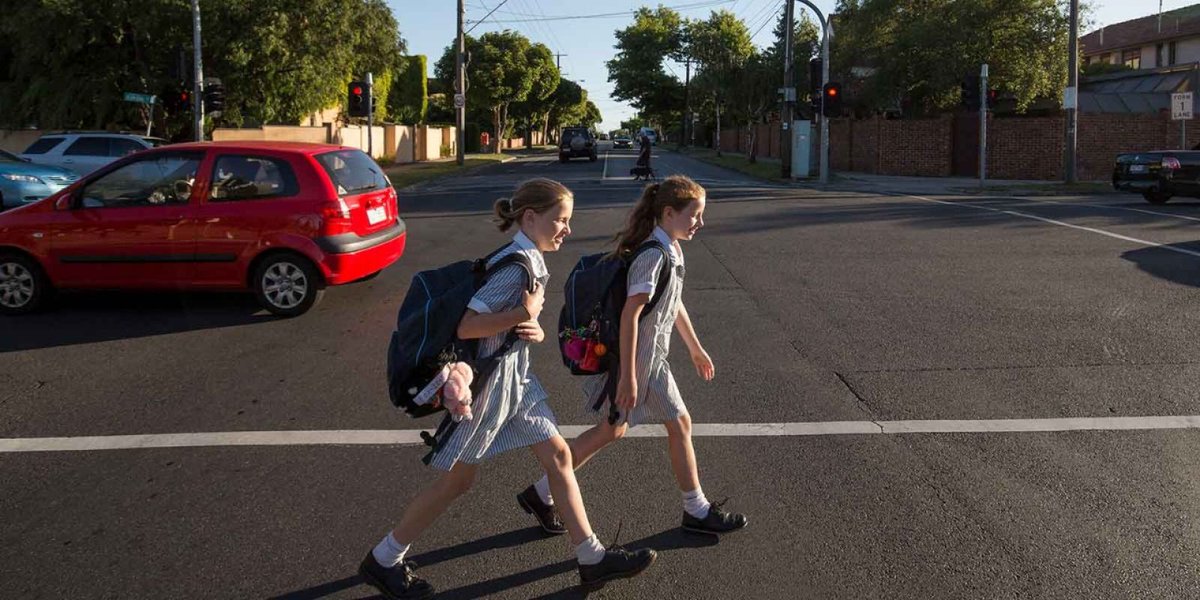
[383,154,508,189]
[676,147,785,182]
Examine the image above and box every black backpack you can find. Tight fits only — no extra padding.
[387,245,533,462]
[557,241,671,422]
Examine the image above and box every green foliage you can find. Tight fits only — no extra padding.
[0,0,404,136]
[831,0,1070,115]
[606,6,687,128]
[1081,62,1133,78]
[390,55,428,124]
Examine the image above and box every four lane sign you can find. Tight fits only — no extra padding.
[1173,92,1193,120]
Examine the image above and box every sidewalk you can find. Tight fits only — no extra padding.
[825,172,1114,197]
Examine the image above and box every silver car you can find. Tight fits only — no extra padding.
[20,132,165,176]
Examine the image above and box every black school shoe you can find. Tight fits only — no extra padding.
[681,499,749,535]
[578,525,658,590]
[517,485,568,535]
[358,552,434,600]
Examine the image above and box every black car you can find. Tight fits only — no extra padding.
[1113,151,1200,204]
[613,136,633,149]
[559,127,597,162]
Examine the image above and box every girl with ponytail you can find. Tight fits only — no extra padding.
[521,174,749,538]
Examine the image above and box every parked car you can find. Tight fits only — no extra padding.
[598,133,609,141]
[0,141,406,316]
[0,149,80,211]
[559,127,597,162]
[1112,151,1200,204]
[613,136,633,149]
[20,132,166,176]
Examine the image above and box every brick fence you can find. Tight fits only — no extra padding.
[722,112,1199,181]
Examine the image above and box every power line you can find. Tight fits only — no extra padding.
[470,0,736,24]
[750,3,781,41]
[466,0,512,33]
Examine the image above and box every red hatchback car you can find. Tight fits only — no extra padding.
[0,141,405,316]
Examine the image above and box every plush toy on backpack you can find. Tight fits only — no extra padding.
[441,362,474,422]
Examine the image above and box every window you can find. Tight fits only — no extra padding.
[1170,41,1178,65]
[23,137,65,155]
[1157,43,1165,67]
[1099,52,1112,64]
[108,138,146,158]
[1122,49,1141,69]
[63,137,110,157]
[78,153,202,209]
[315,150,386,197]
[208,155,298,201]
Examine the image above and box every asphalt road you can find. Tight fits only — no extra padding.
[3,141,1200,598]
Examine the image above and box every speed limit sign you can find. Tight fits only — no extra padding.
[454,94,465,109]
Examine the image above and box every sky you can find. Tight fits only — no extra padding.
[390,0,1197,133]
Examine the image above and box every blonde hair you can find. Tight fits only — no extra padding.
[493,178,573,231]
[611,175,705,257]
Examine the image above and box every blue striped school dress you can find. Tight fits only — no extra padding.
[428,231,560,471]
[583,226,688,426]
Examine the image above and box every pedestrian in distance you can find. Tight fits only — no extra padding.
[518,174,749,541]
[361,178,657,599]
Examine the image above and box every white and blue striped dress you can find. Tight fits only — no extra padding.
[583,226,688,426]
[429,231,560,471]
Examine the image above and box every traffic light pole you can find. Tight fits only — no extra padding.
[780,0,795,179]
[367,72,374,157]
[191,0,204,142]
[784,1,831,183]
[1064,0,1079,183]
[455,0,466,165]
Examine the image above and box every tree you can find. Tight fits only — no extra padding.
[764,11,821,110]
[831,0,1070,115]
[389,55,428,124]
[688,10,754,157]
[607,7,687,130]
[0,0,404,136]
[435,31,557,148]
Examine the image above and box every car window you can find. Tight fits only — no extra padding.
[209,155,299,201]
[77,152,203,209]
[64,137,111,157]
[109,138,145,158]
[315,149,386,196]
[23,137,65,155]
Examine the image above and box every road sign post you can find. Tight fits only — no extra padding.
[1173,92,1193,149]
[123,93,157,136]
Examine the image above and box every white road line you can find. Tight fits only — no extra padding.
[1006,195,1200,224]
[4,416,1200,453]
[601,151,609,180]
[905,194,1200,260]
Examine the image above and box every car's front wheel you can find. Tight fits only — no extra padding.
[253,253,324,317]
[0,252,51,316]
[1143,190,1172,204]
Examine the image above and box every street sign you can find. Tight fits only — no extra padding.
[453,93,465,108]
[1173,92,1193,120]
[123,92,156,105]
[1061,86,1077,110]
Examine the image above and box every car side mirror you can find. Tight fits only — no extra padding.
[54,193,76,211]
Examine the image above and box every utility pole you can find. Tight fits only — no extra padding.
[682,58,691,149]
[979,63,988,189]
[553,53,568,70]
[455,0,466,165]
[1064,0,1079,183]
[819,17,831,184]
[191,0,204,142]
[367,72,374,157]
[715,93,722,157]
[781,0,795,179]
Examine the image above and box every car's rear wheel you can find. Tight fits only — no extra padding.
[0,252,51,316]
[253,253,324,317]
[1143,190,1171,204]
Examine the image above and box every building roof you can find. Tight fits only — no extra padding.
[1081,4,1200,55]
[1079,64,1197,113]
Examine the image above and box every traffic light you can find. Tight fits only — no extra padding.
[203,80,225,114]
[348,80,371,117]
[822,82,843,117]
[961,74,981,111]
[166,88,191,114]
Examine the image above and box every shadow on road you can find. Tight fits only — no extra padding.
[1,291,272,352]
[1121,241,1200,288]
[270,526,719,600]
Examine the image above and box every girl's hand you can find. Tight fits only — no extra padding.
[616,374,638,412]
[515,320,544,343]
[521,282,545,321]
[691,348,715,381]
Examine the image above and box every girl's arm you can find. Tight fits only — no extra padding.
[675,301,715,381]
[457,282,544,340]
[616,293,650,410]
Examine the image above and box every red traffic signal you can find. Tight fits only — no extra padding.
[822,82,843,117]
[352,86,363,95]
[348,80,371,117]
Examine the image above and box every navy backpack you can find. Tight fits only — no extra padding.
[387,245,533,462]
[557,241,671,422]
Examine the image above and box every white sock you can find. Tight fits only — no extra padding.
[371,532,410,568]
[574,534,606,566]
[682,488,711,519]
[534,475,554,506]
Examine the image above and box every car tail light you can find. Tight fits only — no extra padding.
[1162,157,1182,170]
[321,198,353,234]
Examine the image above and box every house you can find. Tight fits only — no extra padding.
[1081,4,1200,70]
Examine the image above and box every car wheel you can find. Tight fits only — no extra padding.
[1143,191,1171,204]
[253,253,324,317]
[0,252,51,316]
